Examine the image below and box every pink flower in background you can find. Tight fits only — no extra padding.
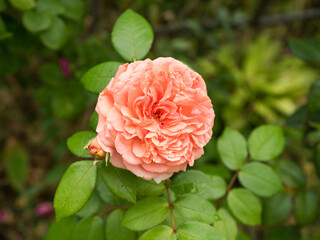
[95,57,214,183]
[34,202,54,217]
[59,58,72,78]
[0,209,9,223]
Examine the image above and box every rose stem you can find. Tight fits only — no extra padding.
[165,180,176,233]
[216,170,239,210]
[94,205,128,216]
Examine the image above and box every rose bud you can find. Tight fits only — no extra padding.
[35,202,54,217]
[88,138,106,160]
[94,57,215,183]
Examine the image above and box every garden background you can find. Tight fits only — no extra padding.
[0,0,320,239]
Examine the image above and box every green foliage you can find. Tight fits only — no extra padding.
[5,146,29,192]
[263,226,300,240]
[67,131,96,158]
[0,16,10,40]
[274,159,306,188]
[40,17,68,50]
[106,209,136,240]
[59,0,85,21]
[207,175,227,199]
[174,194,217,224]
[81,62,122,94]
[45,217,77,240]
[76,191,101,218]
[248,125,285,161]
[72,216,104,240]
[122,197,169,231]
[101,163,137,203]
[263,192,292,225]
[22,10,52,33]
[217,128,247,170]
[227,188,262,226]
[89,111,99,131]
[239,162,283,197]
[176,221,226,240]
[139,225,176,240]
[308,79,320,123]
[289,38,320,64]
[36,0,64,15]
[20,6,318,240]
[54,161,97,220]
[137,178,165,196]
[111,9,154,61]
[96,172,124,205]
[214,209,238,240]
[8,0,35,11]
[294,189,319,226]
[171,170,223,200]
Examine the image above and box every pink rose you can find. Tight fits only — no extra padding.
[95,57,214,183]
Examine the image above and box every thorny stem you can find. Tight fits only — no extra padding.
[165,180,176,233]
[216,170,239,210]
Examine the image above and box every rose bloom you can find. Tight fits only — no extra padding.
[95,57,214,183]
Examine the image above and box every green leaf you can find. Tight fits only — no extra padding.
[217,128,247,170]
[171,170,220,200]
[122,197,169,231]
[45,217,77,240]
[101,163,137,203]
[76,191,101,218]
[67,131,97,158]
[8,0,35,11]
[197,164,231,180]
[139,225,176,240]
[236,230,252,240]
[96,171,123,205]
[89,111,99,131]
[227,188,262,226]
[137,178,165,196]
[248,125,285,161]
[294,189,319,226]
[39,63,64,85]
[43,164,68,184]
[40,17,68,50]
[5,146,28,192]
[0,16,11,40]
[22,10,52,33]
[106,209,135,240]
[59,0,85,20]
[72,216,104,240]
[214,208,238,240]
[36,0,65,16]
[289,38,320,64]
[176,221,226,240]
[81,61,122,94]
[263,226,300,240]
[239,162,283,197]
[0,0,7,12]
[308,79,320,121]
[274,159,306,188]
[263,192,292,225]
[314,143,320,177]
[54,161,97,221]
[206,175,227,199]
[51,90,86,120]
[111,9,154,61]
[174,194,217,224]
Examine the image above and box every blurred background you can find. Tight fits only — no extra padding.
[0,0,320,239]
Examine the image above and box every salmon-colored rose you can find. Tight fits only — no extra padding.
[95,57,214,183]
